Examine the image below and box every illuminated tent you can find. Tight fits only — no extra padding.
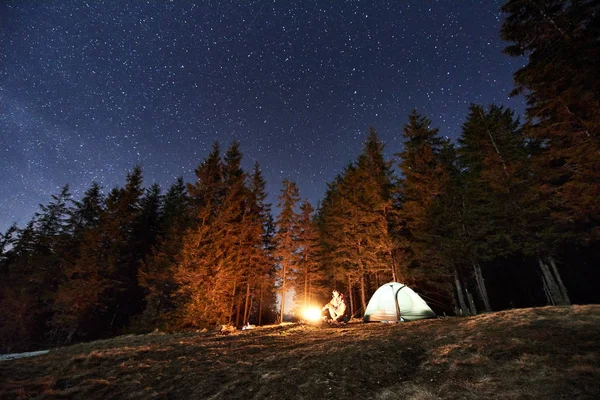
[363,282,436,322]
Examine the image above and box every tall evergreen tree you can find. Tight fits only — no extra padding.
[139,177,189,329]
[51,182,105,341]
[174,145,229,328]
[319,129,397,315]
[173,143,272,328]
[0,224,39,351]
[53,167,145,341]
[273,179,300,323]
[295,200,324,309]
[219,141,254,326]
[124,182,164,327]
[396,111,452,296]
[187,141,223,210]
[67,182,104,237]
[0,185,73,350]
[106,166,146,329]
[0,224,18,273]
[457,104,529,311]
[501,0,600,242]
[244,163,277,325]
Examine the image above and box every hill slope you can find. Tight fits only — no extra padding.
[1,306,599,399]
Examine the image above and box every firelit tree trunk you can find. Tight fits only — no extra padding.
[235,295,242,327]
[243,282,251,325]
[228,279,237,324]
[542,275,554,305]
[465,288,477,316]
[539,257,559,305]
[453,269,469,316]
[248,296,254,324]
[279,263,287,323]
[304,261,309,308]
[390,251,398,282]
[347,274,354,318]
[360,273,367,315]
[258,285,264,325]
[548,257,570,305]
[538,257,570,306]
[473,262,491,312]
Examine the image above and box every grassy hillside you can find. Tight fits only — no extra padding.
[1,305,599,399]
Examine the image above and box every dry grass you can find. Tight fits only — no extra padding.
[1,305,599,399]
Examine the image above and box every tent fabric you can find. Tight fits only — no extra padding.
[363,282,436,322]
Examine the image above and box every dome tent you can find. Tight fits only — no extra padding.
[363,282,436,322]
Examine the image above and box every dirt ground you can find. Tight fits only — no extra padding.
[1,305,599,399]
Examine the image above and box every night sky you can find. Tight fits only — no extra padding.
[0,0,525,233]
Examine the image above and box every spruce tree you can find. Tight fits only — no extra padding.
[51,182,105,341]
[174,145,230,328]
[53,167,145,341]
[245,163,276,325]
[187,141,223,210]
[296,200,324,309]
[396,111,452,295]
[501,0,600,242]
[139,177,189,329]
[318,129,397,314]
[457,105,528,311]
[0,224,18,273]
[274,179,300,323]
[0,185,73,350]
[67,182,104,237]
[174,142,267,328]
[0,222,39,351]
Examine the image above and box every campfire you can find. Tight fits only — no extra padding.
[301,306,323,323]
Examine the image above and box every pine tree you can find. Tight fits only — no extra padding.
[174,144,229,328]
[138,177,189,329]
[501,0,600,242]
[174,204,233,328]
[162,177,189,230]
[187,141,223,210]
[273,179,300,323]
[67,182,104,238]
[423,143,473,315]
[105,166,146,329]
[244,163,276,325]
[34,185,72,242]
[53,167,145,341]
[396,111,452,296]
[0,224,18,273]
[173,142,267,328]
[124,183,163,326]
[51,182,105,341]
[0,221,38,351]
[457,104,529,311]
[295,200,324,309]
[0,186,73,350]
[219,141,252,326]
[317,167,355,300]
[356,128,399,285]
[318,129,398,315]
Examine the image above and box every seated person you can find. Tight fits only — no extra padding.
[322,290,347,322]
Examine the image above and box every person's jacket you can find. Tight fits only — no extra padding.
[325,295,346,315]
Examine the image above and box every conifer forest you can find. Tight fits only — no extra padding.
[1,0,598,353]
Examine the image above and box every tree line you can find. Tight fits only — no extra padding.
[1,0,598,352]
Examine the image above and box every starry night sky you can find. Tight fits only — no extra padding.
[0,0,525,233]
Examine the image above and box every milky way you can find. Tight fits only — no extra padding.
[0,0,525,232]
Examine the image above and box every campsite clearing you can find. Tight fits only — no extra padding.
[1,305,598,399]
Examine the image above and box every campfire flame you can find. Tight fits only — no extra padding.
[302,306,323,323]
